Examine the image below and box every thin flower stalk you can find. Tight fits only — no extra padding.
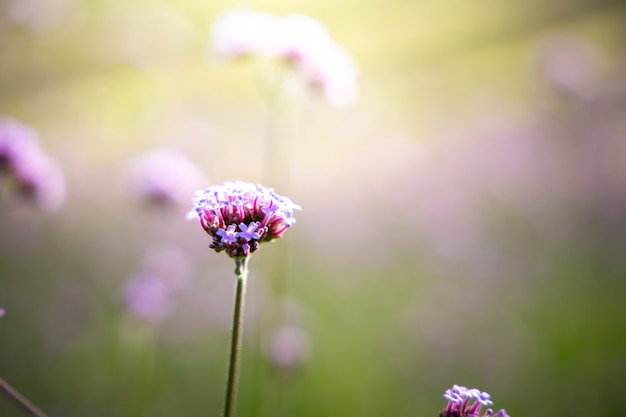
[190,181,300,417]
[0,377,50,417]
[223,258,249,417]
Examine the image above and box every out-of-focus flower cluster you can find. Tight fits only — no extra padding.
[264,324,311,372]
[440,385,509,417]
[191,181,300,259]
[0,118,66,211]
[211,9,358,107]
[123,245,191,322]
[128,148,207,208]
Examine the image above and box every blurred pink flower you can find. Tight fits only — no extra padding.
[264,325,311,371]
[0,117,66,211]
[0,118,40,169]
[536,33,607,100]
[122,245,191,322]
[123,273,174,322]
[210,9,358,107]
[15,150,66,211]
[128,148,207,207]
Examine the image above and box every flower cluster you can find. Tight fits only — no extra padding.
[191,181,301,259]
[123,245,191,322]
[265,325,311,372]
[0,118,66,211]
[129,148,206,207]
[211,9,358,107]
[440,385,510,417]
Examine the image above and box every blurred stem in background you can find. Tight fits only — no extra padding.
[223,257,249,417]
[0,377,49,417]
[117,322,157,417]
[254,62,307,417]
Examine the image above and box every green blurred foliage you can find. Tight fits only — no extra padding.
[1,0,626,416]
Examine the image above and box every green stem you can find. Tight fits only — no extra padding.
[0,377,50,417]
[223,257,249,417]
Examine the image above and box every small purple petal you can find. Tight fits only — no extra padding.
[237,222,261,241]
[216,224,238,244]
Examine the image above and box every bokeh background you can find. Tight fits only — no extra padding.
[1,0,626,416]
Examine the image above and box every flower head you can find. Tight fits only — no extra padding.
[0,118,66,211]
[265,325,311,371]
[191,181,301,259]
[128,148,207,207]
[440,385,510,417]
[210,9,358,107]
[122,245,191,322]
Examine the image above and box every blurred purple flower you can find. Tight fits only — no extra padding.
[264,325,311,371]
[537,33,607,100]
[0,118,40,170]
[123,273,173,322]
[210,9,358,107]
[441,385,509,417]
[122,245,191,322]
[0,308,5,317]
[0,117,66,211]
[129,148,206,207]
[191,181,300,259]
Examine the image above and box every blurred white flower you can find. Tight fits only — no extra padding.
[212,9,284,59]
[296,36,358,107]
[210,9,358,107]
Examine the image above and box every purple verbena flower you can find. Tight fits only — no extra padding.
[237,221,261,241]
[440,385,510,417]
[217,224,239,244]
[191,181,301,259]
